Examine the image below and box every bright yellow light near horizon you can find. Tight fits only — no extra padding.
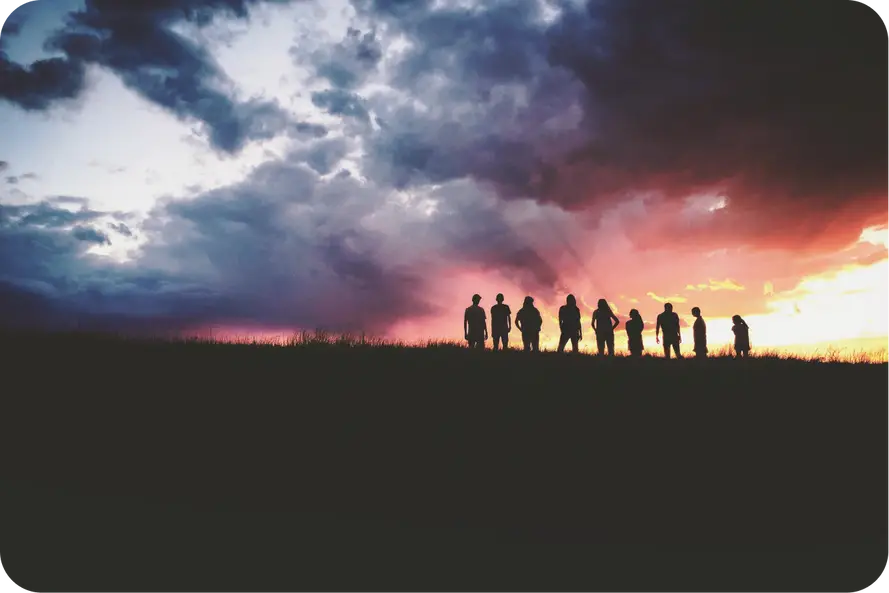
[647,291,688,304]
[195,225,889,361]
[201,253,888,359]
[736,258,888,351]
[674,231,888,357]
[686,278,745,292]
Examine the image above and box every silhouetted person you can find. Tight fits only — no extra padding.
[592,298,620,356]
[656,302,682,359]
[464,294,487,349]
[515,296,542,352]
[558,294,582,353]
[625,309,644,357]
[692,307,707,358]
[490,293,512,351]
[732,315,751,358]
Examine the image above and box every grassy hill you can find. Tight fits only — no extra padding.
[1,330,886,591]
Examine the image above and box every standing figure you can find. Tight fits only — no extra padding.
[732,315,751,358]
[558,294,582,353]
[692,307,707,358]
[515,296,542,352]
[464,294,487,349]
[490,293,512,351]
[656,302,682,359]
[625,309,644,357]
[592,298,620,356]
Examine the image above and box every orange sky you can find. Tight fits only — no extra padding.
[207,222,888,360]
[2,0,885,350]
[384,217,888,356]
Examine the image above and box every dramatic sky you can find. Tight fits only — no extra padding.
[0,0,886,354]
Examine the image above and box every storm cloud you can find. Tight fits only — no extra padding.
[356,0,886,252]
[130,145,562,331]
[1,0,297,152]
[0,139,562,333]
[305,26,383,90]
[0,0,885,337]
[0,198,256,333]
[1,11,86,112]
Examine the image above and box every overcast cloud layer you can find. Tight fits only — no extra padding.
[0,0,885,339]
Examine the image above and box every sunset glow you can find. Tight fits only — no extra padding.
[186,222,889,360]
[0,0,885,360]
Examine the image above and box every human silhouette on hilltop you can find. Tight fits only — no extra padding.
[558,294,582,353]
[656,303,682,359]
[732,315,751,358]
[692,306,707,358]
[625,309,644,357]
[592,298,620,356]
[464,294,487,349]
[490,293,512,351]
[459,294,756,358]
[515,296,542,352]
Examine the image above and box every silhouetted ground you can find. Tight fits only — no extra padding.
[1,331,886,591]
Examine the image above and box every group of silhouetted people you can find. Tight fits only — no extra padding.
[464,294,752,358]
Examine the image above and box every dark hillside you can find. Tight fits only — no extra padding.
[1,332,886,590]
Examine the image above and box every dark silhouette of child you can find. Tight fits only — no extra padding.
[656,303,682,359]
[515,296,542,352]
[732,315,751,358]
[464,294,487,349]
[692,307,707,358]
[592,298,620,356]
[490,293,512,351]
[558,294,582,353]
[625,309,644,357]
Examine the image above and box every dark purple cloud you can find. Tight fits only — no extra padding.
[1,0,885,335]
[0,143,562,333]
[0,2,86,110]
[0,199,245,333]
[304,26,383,90]
[72,226,111,245]
[357,0,887,251]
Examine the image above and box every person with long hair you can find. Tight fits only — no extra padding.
[732,315,751,358]
[592,298,620,356]
[558,294,582,353]
[515,296,543,352]
[625,309,644,357]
